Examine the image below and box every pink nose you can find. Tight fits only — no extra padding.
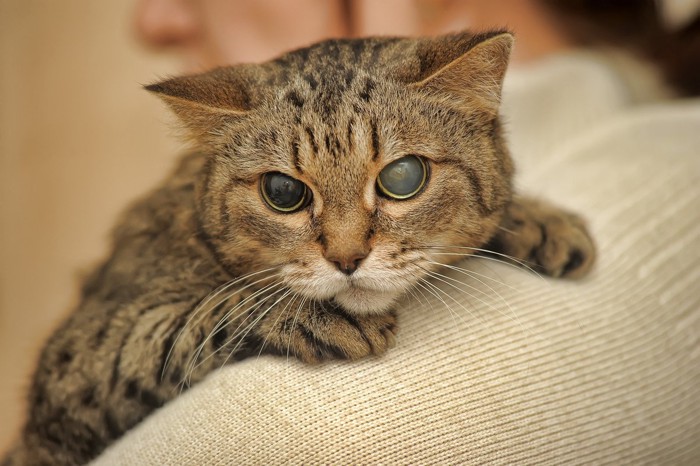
[327,253,367,275]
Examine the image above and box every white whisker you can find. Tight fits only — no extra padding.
[497,225,518,235]
[162,267,281,380]
[420,273,489,331]
[426,270,498,310]
[425,269,530,336]
[181,281,285,387]
[428,260,528,336]
[417,278,467,329]
[429,251,546,282]
[403,283,426,307]
[286,296,308,367]
[222,288,296,367]
[424,244,545,280]
[257,291,301,360]
[427,260,518,291]
[413,280,437,313]
[198,279,285,356]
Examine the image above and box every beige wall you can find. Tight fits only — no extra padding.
[0,1,180,450]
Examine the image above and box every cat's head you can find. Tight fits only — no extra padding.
[148,31,514,315]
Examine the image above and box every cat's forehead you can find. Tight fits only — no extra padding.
[224,66,412,193]
[270,37,414,79]
[252,71,427,199]
[264,39,409,112]
[278,88,385,199]
[259,47,402,182]
[280,67,391,125]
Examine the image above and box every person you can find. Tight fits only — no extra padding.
[90,1,700,463]
[133,0,700,95]
[132,0,572,70]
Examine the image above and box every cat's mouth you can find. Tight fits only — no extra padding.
[283,262,415,315]
[334,285,401,315]
[324,272,407,314]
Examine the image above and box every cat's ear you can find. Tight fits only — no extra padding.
[145,67,253,145]
[411,31,514,115]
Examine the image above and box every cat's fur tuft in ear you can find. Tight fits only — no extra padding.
[412,31,514,115]
[146,67,254,145]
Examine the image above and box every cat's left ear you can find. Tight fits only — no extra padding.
[411,31,514,116]
[145,66,253,145]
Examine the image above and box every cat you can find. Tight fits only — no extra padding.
[3,30,594,465]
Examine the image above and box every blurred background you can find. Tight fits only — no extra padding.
[1,0,699,453]
[0,2,180,449]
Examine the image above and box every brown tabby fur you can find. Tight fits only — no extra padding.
[3,31,594,465]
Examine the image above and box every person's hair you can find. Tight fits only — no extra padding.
[542,0,700,96]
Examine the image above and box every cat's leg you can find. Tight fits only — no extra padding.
[3,288,397,465]
[486,196,596,278]
[252,298,398,364]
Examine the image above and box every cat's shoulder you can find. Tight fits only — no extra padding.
[109,151,205,242]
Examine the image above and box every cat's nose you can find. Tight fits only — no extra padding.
[328,253,367,275]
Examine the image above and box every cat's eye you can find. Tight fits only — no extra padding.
[377,155,428,200]
[260,172,311,213]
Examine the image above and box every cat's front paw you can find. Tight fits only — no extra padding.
[282,303,398,364]
[490,197,596,278]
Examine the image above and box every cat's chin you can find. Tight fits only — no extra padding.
[333,288,399,315]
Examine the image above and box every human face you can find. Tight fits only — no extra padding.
[133,0,349,71]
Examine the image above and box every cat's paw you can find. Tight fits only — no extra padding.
[284,304,398,364]
[490,197,596,278]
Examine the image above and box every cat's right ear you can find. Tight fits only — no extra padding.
[410,31,514,117]
[145,67,252,145]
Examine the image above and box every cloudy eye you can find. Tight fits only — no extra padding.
[260,172,311,213]
[377,155,428,200]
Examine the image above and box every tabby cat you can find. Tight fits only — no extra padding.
[3,30,594,465]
